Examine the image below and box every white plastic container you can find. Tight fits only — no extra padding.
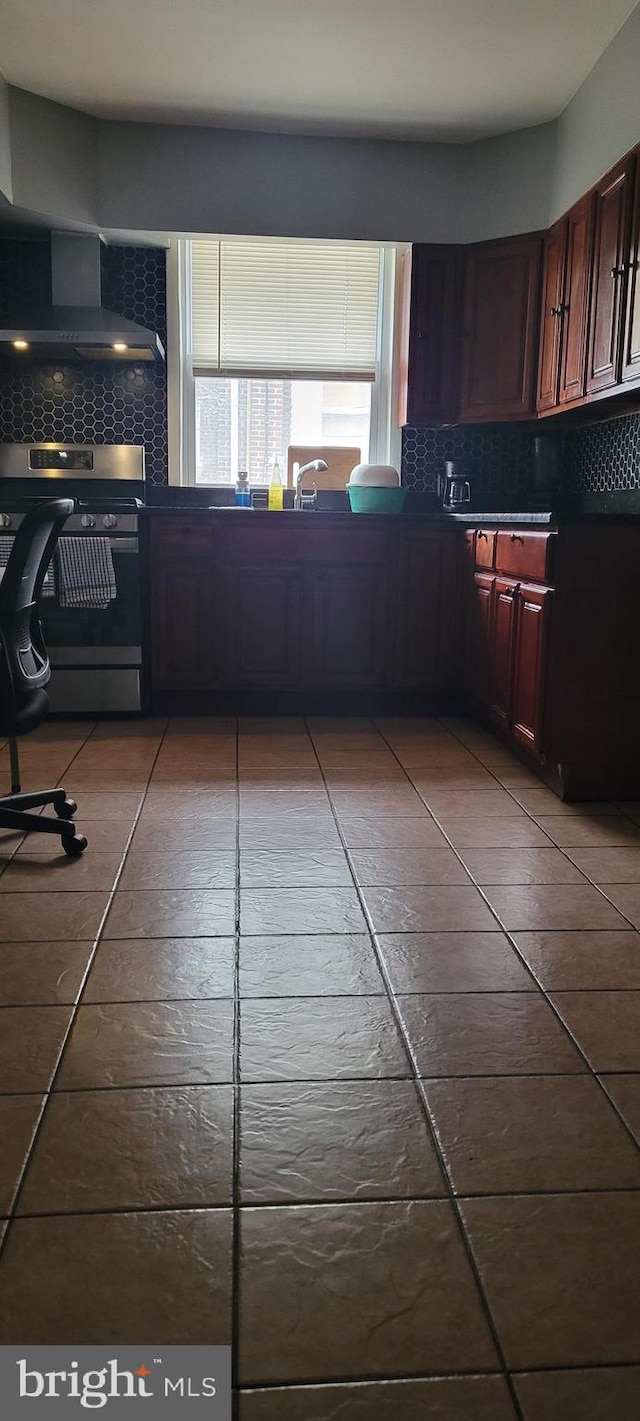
[348,463,400,487]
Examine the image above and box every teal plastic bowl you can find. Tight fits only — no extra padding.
[347,486,407,513]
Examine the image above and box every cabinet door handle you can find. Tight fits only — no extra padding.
[550,305,563,316]
[611,265,626,279]
[509,533,524,542]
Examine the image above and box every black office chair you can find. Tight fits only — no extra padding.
[0,498,87,857]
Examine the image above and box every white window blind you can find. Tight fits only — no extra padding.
[190,239,381,380]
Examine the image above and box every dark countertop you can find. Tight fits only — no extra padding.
[143,505,640,527]
[143,505,552,525]
[143,486,640,525]
[144,504,453,518]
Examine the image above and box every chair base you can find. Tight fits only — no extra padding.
[0,788,87,856]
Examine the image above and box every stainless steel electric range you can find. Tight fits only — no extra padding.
[0,443,145,713]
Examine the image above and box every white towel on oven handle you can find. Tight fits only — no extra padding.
[56,535,117,610]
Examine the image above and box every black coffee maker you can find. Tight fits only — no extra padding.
[442,461,471,509]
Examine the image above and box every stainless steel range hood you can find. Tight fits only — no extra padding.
[0,233,165,362]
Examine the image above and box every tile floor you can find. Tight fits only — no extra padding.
[1,714,640,1418]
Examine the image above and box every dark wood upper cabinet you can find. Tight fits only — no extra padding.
[396,143,640,427]
[538,196,594,413]
[586,156,635,395]
[537,219,566,412]
[558,193,594,406]
[621,157,640,384]
[459,234,542,421]
[397,245,460,425]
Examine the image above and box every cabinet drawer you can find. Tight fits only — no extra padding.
[474,529,496,569]
[495,530,555,583]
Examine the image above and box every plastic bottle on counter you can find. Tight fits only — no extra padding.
[268,457,284,511]
[235,470,251,507]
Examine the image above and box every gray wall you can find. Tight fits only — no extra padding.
[4,90,555,244]
[458,123,557,242]
[97,121,466,243]
[97,116,557,244]
[551,2,640,219]
[0,75,12,203]
[8,88,97,227]
[3,0,640,243]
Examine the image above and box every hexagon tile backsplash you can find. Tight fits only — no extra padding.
[402,413,640,506]
[0,240,168,485]
[563,411,640,493]
[402,423,536,507]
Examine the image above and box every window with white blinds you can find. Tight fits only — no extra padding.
[190,239,381,380]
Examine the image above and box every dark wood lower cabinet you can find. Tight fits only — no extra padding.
[148,513,640,799]
[308,565,386,688]
[489,578,519,732]
[151,556,221,691]
[464,573,494,709]
[482,577,552,754]
[460,524,640,797]
[464,572,552,759]
[148,514,458,707]
[511,583,552,755]
[228,564,302,687]
[393,529,457,691]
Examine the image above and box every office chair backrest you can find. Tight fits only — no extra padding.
[0,498,74,702]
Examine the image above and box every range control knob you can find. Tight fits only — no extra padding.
[80,513,96,529]
[0,512,12,529]
[103,513,118,529]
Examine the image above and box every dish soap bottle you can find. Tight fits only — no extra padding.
[235,470,251,507]
[268,457,284,511]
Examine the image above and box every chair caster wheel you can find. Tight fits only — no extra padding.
[56,798,77,820]
[62,833,87,857]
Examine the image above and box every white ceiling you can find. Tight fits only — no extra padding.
[2,0,639,143]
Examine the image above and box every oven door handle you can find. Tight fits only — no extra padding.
[65,537,138,552]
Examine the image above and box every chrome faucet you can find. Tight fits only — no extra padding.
[294,459,328,511]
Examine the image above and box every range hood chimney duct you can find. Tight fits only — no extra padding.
[51,233,104,307]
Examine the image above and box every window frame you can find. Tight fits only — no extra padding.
[167,236,402,487]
